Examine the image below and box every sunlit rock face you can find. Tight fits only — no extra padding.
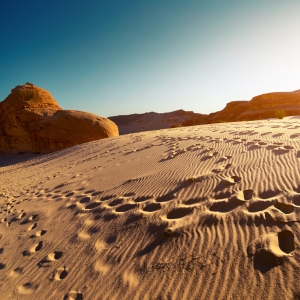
[0,83,119,153]
[236,91,300,120]
[208,90,300,122]
[250,91,300,109]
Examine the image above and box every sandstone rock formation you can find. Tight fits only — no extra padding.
[208,101,249,123]
[109,89,300,134]
[237,91,300,120]
[179,89,300,128]
[0,83,119,153]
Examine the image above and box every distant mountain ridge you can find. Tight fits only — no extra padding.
[108,109,206,134]
[109,89,300,134]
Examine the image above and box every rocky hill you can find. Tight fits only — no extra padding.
[175,89,300,128]
[108,109,206,134]
[0,83,118,153]
[208,90,300,123]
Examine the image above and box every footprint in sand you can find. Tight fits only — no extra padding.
[115,204,137,213]
[108,199,124,207]
[209,198,244,213]
[225,163,232,169]
[258,141,267,146]
[78,230,91,239]
[27,223,38,231]
[18,282,37,294]
[18,212,26,219]
[247,230,295,265]
[21,214,39,224]
[222,176,242,185]
[30,241,43,253]
[156,193,176,203]
[212,167,225,173]
[64,291,83,300]
[101,195,116,201]
[91,191,102,197]
[85,201,101,210]
[259,190,281,199]
[65,192,75,197]
[283,145,294,150]
[273,202,294,214]
[212,162,232,173]
[79,196,91,204]
[231,189,254,201]
[201,152,215,160]
[165,207,193,219]
[53,267,68,280]
[38,251,63,267]
[143,203,162,212]
[134,196,152,203]
[247,144,262,151]
[48,251,63,261]
[273,133,284,138]
[247,201,274,213]
[184,197,207,205]
[10,267,23,278]
[35,230,47,237]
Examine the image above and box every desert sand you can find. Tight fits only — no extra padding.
[1,117,300,299]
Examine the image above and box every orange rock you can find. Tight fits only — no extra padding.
[0,83,118,153]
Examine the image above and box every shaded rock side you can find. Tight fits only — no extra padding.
[208,101,249,123]
[0,83,118,153]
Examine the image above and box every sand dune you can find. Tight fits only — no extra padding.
[1,117,300,299]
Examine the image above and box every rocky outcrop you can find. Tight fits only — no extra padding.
[203,90,300,124]
[250,91,300,108]
[208,101,249,123]
[236,91,300,120]
[109,88,300,134]
[0,83,119,153]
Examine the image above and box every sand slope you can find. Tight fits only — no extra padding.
[1,117,300,299]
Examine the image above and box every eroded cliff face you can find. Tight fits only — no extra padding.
[0,83,119,153]
[250,92,300,108]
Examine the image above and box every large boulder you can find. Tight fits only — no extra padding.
[0,83,119,153]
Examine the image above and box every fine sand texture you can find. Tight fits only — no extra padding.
[1,117,300,299]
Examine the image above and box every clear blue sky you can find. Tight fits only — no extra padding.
[1,0,300,117]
